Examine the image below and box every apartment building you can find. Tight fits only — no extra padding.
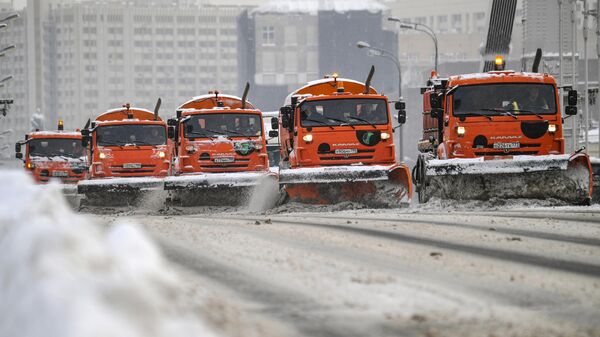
[0,0,249,159]
[239,0,399,111]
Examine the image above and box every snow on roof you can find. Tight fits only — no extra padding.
[252,0,387,15]
[98,107,154,117]
[284,77,374,105]
[451,71,550,82]
[29,131,81,137]
[179,94,255,109]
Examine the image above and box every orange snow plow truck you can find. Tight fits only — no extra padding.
[164,84,277,206]
[77,101,174,205]
[275,66,412,206]
[15,120,87,184]
[413,56,593,204]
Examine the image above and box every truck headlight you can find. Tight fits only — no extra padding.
[99,152,106,159]
[158,151,166,158]
[381,132,391,140]
[457,126,465,136]
[548,124,557,133]
[303,134,313,142]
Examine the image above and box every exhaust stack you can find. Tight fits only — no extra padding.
[364,65,375,94]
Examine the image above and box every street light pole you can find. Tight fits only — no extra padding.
[356,41,404,161]
[388,17,438,72]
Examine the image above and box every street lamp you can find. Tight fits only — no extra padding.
[388,17,438,72]
[0,13,19,24]
[356,40,404,161]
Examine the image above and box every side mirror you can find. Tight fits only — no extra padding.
[567,90,578,106]
[15,152,23,159]
[81,129,90,137]
[395,101,406,110]
[268,130,279,138]
[430,110,438,119]
[167,118,178,127]
[270,117,278,130]
[565,105,578,116]
[15,142,21,153]
[280,106,293,129]
[429,93,441,110]
[397,110,406,125]
[168,126,175,139]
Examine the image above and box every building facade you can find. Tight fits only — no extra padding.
[239,0,399,111]
[0,0,249,159]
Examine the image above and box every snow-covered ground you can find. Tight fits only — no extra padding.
[0,171,217,337]
[2,168,600,337]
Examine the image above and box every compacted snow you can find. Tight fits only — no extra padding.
[0,171,216,337]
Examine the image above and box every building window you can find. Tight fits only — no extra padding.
[474,12,486,33]
[437,15,448,33]
[451,14,462,33]
[262,26,275,46]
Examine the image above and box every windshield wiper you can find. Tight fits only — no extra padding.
[303,118,334,129]
[326,116,355,129]
[98,141,125,147]
[503,108,544,119]
[480,108,517,119]
[187,130,220,140]
[226,129,254,139]
[129,139,164,146]
[346,116,377,129]
[462,110,493,120]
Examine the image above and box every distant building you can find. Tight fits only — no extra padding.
[239,0,399,111]
[388,0,526,86]
[0,0,249,159]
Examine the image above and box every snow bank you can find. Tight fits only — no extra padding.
[0,171,216,337]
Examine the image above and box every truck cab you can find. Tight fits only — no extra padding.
[278,76,405,169]
[421,69,578,160]
[82,105,174,179]
[171,93,270,174]
[15,121,87,183]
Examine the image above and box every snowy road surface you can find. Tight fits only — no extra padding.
[87,206,600,337]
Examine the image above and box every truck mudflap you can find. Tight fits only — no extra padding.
[77,177,166,206]
[279,164,412,207]
[414,153,593,205]
[164,171,278,207]
[591,157,600,203]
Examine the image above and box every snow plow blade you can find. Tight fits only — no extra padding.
[164,171,278,206]
[279,164,412,207]
[77,177,165,206]
[417,153,592,205]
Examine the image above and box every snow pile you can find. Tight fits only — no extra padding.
[0,171,216,337]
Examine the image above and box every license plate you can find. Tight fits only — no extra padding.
[214,156,235,163]
[493,142,520,150]
[52,171,68,177]
[334,148,358,155]
[123,163,142,169]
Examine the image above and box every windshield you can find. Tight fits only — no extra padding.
[184,113,262,139]
[299,98,388,127]
[28,138,84,159]
[96,124,166,146]
[453,83,557,117]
